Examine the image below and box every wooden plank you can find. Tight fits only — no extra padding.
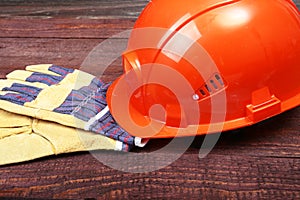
[0,18,135,39]
[0,150,299,199]
[140,107,300,158]
[0,0,148,7]
[0,38,126,81]
[0,0,147,39]
[0,0,148,19]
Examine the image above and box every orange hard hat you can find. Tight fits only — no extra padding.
[107,0,300,138]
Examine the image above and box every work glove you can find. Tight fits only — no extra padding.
[0,109,125,166]
[0,64,147,150]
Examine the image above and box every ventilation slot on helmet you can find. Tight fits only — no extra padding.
[196,73,226,100]
[199,89,206,96]
[215,74,224,86]
[210,80,218,89]
[205,84,212,93]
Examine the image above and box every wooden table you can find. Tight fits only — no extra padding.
[0,0,299,199]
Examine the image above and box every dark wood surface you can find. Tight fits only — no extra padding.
[0,0,299,199]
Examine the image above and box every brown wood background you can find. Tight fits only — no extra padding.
[0,0,299,199]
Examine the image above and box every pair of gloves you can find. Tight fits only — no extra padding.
[0,64,147,165]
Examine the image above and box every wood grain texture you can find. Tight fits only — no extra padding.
[0,18,135,39]
[0,0,148,19]
[0,0,299,199]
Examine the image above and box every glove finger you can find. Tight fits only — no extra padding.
[0,79,48,90]
[26,64,90,88]
[0,79,17,90]
[0,109,32,127]
[26,64,74,77]
[0,133,54,166]
[0,91,34,106]
[7,69,64,86]
[2,83,42,97]
[0,127,32,139]
[25,66,96,89]
[0,82,42,106]
[0,109,32,139]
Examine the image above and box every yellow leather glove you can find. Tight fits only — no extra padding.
[0,109,124,166]
[0,64,147,150]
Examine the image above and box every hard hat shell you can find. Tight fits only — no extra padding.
[107,0,300,138]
